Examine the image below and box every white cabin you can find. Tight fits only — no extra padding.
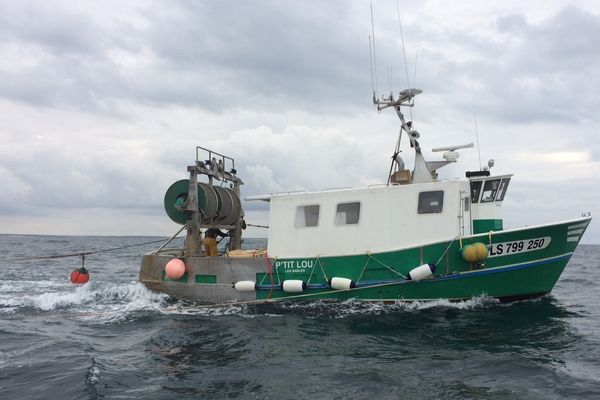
[255,180,473,258]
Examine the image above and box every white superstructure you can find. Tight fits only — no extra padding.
[262,180,471,258]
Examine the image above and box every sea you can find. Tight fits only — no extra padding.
[0,235,599,400]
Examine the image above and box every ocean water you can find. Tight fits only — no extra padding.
[0,235,599,400]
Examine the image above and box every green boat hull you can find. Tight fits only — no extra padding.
[139,217,590,304]
[255,254,571,302]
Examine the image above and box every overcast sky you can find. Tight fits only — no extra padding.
[1,0,599,243]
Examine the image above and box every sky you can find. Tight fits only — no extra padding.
[0,0,599,243]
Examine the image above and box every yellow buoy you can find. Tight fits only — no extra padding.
[461,242,488,263]
[461,244,477,263]
[472,242,489,260]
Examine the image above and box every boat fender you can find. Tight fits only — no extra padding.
[233,280,257,292]
[165,258,186,280]
[472,242,489,260]
[407,263,436,281]
[70,267,90,284]
[461,242,488,263]
[329,277,356,290]
[282,280,306,293]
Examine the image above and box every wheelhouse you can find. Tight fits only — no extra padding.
[469,174,513,234]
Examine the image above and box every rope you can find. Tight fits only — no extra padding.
[0,238,171,263]
[306,256,318,284]
[316,257,329,282]
[247,223,269,229]
[436,236,460,266]
[367,253,407,278]
[257,268,269,286]
[154,226,186,254]
[355,254,371,284]
[264,252,275,299]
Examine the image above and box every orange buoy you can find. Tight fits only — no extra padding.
[165,258,186,280]
[70,267,90,284]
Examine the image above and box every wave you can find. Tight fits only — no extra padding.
[0,280,169,323]
[0,277,504,321]
[271,295,501,318]
[159,303,253,317]
[155,294,501,318]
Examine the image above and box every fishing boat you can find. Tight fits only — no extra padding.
[139,88,591,304]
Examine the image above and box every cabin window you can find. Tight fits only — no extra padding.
[335,202,361,225]
[295,205,320,228]
[418,191,444,214]
[481,179,501,203]
[495,178,511,202]
[470,181,483,203]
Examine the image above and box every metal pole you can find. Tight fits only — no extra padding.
[185,166,201,256]
[230,180,243,250]
[154,225,186,254]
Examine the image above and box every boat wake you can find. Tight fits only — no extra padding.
[0,280,169,323]
[0,276,504,322]
[269,296,501,318]
[156,295,502,318]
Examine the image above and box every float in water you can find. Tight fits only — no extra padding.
[139,88,591,305]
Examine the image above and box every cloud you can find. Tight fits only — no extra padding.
[0,1,598,242]
[0,0,372,114]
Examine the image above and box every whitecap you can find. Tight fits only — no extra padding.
[0,280,169,323]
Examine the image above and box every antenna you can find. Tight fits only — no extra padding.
[395,0,412,121]
[413,51,418,89]
[369,35,375,97]
[474,112,482,170]
[370,3,379,97]
[432,143,474,152]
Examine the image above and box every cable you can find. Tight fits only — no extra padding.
[0,238,170,263]
[246,223,269,229]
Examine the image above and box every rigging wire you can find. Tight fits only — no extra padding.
[247,223,269,229]
[395,0,413,121]
[385,0,416,186]
[0,238,176,263]
[370,2,379,97]
[369,35,375,96]
[413,51,419,90]
[386,127,403,186]
[474,112,482,170]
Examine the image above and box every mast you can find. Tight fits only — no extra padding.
[374,89,474,184]
[374,89,434,184]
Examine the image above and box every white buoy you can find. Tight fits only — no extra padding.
[408,264,436,281]
[330,277,356,290]
[282,280,306,293]
[233,281,256,292]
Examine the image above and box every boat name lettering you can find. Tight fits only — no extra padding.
[274,260,314,271]
[487,237,551,258]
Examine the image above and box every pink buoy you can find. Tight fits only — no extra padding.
[165,258,186,280]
